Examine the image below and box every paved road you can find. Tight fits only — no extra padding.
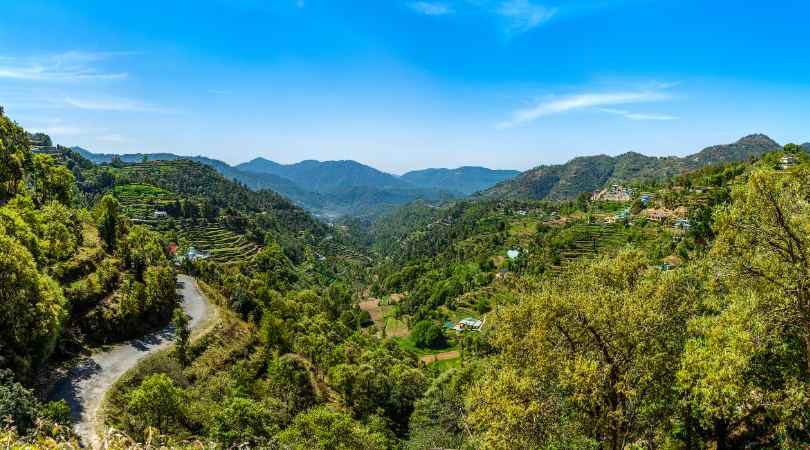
[49,274,211,448]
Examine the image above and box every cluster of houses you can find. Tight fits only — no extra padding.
[591,184,635,202]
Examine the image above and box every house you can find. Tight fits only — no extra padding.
[674,218,691,231]
[153,210,168,219]
[186,246,211,262]
[516,210,528,216]
[507,250,520,260]
[455,317,484,331]
[640,194,652,205]
[779,154,799,170]
[167,243,178,256]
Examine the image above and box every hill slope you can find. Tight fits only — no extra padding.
[401,166,520,195]
[483,134,782,200]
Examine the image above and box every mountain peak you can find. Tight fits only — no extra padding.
[735,134,779,146]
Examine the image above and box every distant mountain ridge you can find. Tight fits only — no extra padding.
[401,167,520,195]
[483,134,784,200]
[236,158,412,193]
[70,148,514,218]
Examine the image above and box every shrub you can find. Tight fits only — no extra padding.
[411,321,446,349]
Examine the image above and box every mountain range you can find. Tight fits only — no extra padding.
[482,134,784,200]
[71,133,797,216]
[71,148,515,218]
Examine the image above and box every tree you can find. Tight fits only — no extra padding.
[31,154,75,206]
[125,374,186,436]
[675,165,810,447]
[0,232,67,378]
[120,225,167,280]
[411,320,446,349]
[712,167,810,371]
[0,107,30,203]
[275,406,388,450]
[95,193,121,252]
[467,249,703,449]
[209,397,281,447]
[172,307,190,367]
[255,242,297,292]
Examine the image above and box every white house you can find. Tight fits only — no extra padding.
[153,210,168,219]
[455,317,484,331]
[507,250,520,260]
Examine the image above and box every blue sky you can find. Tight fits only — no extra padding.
[1,0,809,173]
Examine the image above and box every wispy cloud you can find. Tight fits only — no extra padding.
[497,0,557,34]
[600,108,677,121]
[409,1,453,16]
[498,90,672,128]
[0,51,131,82]
[62,96,171,113]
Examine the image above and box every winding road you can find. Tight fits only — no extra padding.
[49,274,212,449]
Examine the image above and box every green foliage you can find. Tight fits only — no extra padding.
[0,108,30,203]
[31,154,75,206]
[125,373,187,438]
[94,193,121,252]
[172,307,190,367]
[0,232,66,378]
[275,406,388,450]
[208,397,281,447]
[411,320,446,349]
[0,370,40,435]
[40,400,72,426]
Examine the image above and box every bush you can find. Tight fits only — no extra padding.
[0,370,40,434]
[411,321,446,349]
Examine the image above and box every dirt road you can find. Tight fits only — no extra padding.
[49,274,211,448]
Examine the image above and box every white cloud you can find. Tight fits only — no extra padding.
[498,90,672,128]
[497,0,556,34]
[600,108,677,121]
[409,1,453,16]
[62,97,170,113]
[0,51,130,82]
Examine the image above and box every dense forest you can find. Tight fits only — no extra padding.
[3,104,810,449]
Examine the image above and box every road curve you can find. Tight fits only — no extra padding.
[49,274,211,448]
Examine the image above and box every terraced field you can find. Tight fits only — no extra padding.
[176,223,262,264]
[112,183,261,265]
[551,223,661,271]
[113,183,176,222]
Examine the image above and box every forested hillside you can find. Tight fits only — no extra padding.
[4,102,810,448]
[484,134,781,200]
